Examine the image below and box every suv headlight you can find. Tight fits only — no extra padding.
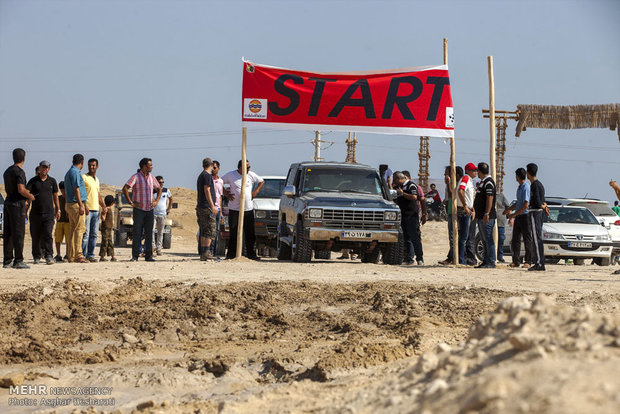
[308,208,322,219]
[596,234,611,241]
[255,210,267,219]
[543,232,563,240]
[384,211,398,221]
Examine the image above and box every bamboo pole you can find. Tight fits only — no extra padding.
[445,38,459,266]
[488,56,498,254]
[235,126,248,259]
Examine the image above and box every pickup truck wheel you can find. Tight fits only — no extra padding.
[475,233,484,262]
[293,221,313,263]
[162,231,172,249]
[118,231,129,248]
[314,250,331,260]
[382,233,404,265]
[361,247,380,264]
[277,223,292,261]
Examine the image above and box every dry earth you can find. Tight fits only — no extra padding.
[1,185,619,413]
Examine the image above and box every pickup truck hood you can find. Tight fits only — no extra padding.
[253,198,280,211]
[300,192,397,210]
[543,222,609,236]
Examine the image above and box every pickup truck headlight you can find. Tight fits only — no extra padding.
[543,232,563,240]
[255,210,267,219]
[596,234,611,241]
[384,211,398,221]
[308,208,323,219]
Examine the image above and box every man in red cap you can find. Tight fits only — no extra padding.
[455,163,476,264]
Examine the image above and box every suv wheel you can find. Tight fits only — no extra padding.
[382,233,404,265]
[292,221,312,263]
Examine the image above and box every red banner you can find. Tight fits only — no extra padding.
[241,60,453,137]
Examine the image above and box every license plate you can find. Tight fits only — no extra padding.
[568,242,592,248]
[341,231,372,239]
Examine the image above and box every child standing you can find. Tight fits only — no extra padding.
[99,195,116,262]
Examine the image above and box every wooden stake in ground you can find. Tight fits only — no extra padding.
[235,127,248,260]
[488,56,498,251]
[445,38,459,266]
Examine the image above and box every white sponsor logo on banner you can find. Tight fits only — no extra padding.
[243,99,267,119]
[446,107,454,128]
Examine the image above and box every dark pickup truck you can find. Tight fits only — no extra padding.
[277,162,403,264]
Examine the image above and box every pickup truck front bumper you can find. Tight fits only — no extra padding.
[306,227,400,243]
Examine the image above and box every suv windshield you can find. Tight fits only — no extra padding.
[545,207,599,225]
[255,178,285,198]
[568,202,616,216]
[302,168,383,195]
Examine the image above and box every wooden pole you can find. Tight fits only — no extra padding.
[235,126,248,259]
[488,56,498,255]
[445,38,459,266]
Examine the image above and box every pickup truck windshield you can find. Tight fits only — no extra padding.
[255,178,285,198]
[302,168,383,195]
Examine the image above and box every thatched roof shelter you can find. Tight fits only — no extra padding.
[515,103,620,139]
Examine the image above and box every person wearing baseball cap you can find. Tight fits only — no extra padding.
[26,160,60,265]
[456,163,476,265]
[464,163,481,265]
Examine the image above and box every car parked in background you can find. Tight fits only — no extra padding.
[253,176,286,257]
[546,197,620,262]
[476,205,614,266]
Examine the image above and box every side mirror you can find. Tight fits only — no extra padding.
[172,202,179,209]
[283,185,296,198]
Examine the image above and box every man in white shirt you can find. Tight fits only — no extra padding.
[457,163,476,265]
[152,175,172,255]
[222,160,264,260]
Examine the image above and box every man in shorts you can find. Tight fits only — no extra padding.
[196,158,218,261]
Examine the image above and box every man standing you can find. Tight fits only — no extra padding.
[495,191,510,263]
[152,175,172,255]
[54,181,70,262]
[196,159,218,261]
[465,163,480,266]
[394,171,425,265]
[64,154,89,264]
[505,168,534,268]
[123,158,161,262]
[526,163,548,271]
[26,161,60,265]
[473,162,497,268]
[211,161,224,255]
[82,158,106,262]
[457,164,476,265]
[439,165,457,265]
[379,164,393,189]
[3,148,36,269]
[222,160,264,260]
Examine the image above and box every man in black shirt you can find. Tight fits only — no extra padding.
[26,161,60,265]
[3,148,36,269]
[527,163,548,271]
[394,171,425,265]
[196,157,218,261]
[474,162,497,268]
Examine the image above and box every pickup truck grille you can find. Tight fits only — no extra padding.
[322,209,384,230]
[270,211,279,219]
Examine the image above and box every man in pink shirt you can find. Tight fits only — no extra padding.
[210,161,224,255]
[122,158,161,262]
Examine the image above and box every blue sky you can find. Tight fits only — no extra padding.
[1,0,619,201]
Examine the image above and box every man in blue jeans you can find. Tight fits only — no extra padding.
[457,164,476,265]
[81,158,106,262]
[474,162,497,268]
